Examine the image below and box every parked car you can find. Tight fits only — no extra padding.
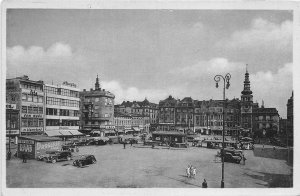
[36,150,57,161]
[62,144,78,152]
[45,151,73,163]
[73,155,97,167]
[125,138,138,144]
[224,153,241,164]
[224,147,243,158]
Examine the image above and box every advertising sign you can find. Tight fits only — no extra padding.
[21,114,44,118]
[6,104,17,110]
[21,127,43,133]
[36,141,61,151]
[6,129,20,135]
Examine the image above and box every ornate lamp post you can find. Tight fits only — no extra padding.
[214,73,231,188]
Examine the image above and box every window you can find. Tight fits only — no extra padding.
[22,118,28,127]
[22,93,27,101]
[38,119,43,127]
[28,106,33,114]
[38,107,43,114]
[94,113,99,117]
[33,118,38,127]
[22,106,27,113]
[33,107,38,114]
[38,96,43,103]
[28,119,34,127]
[28,95,33,102]
[33,96,38,103]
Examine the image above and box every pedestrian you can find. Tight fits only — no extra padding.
[76,146,79,153]
[22,153,27,163]
[262,144,264,151]
[186,165,191,178]
[130,140,133,146]
[192,167,196,178]
[273,146,276,150]
[242,155,247,165]
[202,179,208,188]
[123,141,126,149]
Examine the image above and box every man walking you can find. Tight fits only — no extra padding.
[202,179,208,188]
[242,155,247,165]
[123,141,126,149]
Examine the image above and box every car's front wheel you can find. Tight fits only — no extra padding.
[51,159,57,163]
[67,156,71,161]
[78,162,82,167]
[92,159,96,164]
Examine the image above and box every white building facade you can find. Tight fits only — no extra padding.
[44,81,81,137]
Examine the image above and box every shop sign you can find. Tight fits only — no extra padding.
[18,139,35,144]
[21,114,44,118]
[6,104,17,110]
[21,127,43,132]
[19,144,33,152]
[6,129,20,135]
[36,141,61,150]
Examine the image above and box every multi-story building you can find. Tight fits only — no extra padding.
[6,75,45,136]
[194,100,210,134]
[6,103,20,142]
[80,75,115,136]
[175,97,194,132]
[44,81,81,138]
[286,92,293,145]
[158,95,178,131]
[225,99,241,137]
[253,104,279,137]
[114,111,132,135]
[115,98,158,133]
[279,118,288,135]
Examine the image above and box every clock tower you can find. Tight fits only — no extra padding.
[241,65,253,133]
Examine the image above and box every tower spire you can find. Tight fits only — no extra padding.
[95,74,100,90]
[241,64,252,95]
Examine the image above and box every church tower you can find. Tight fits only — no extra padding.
[95,74,101,90]
[241,65,253,133]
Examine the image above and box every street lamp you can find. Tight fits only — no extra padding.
[214,73,231,188]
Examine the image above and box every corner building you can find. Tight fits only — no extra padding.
[80,75,115,136]
[6,75,45,136]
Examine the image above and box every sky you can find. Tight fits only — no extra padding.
[6,9,293,118]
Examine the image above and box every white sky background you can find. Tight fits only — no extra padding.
[6,9,293,118]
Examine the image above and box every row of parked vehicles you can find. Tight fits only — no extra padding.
[37,150,97,167]
[216,147,244,164]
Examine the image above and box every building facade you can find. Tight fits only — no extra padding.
[175,97,194,132]
[6,75,45,136]
[157,95,178,131]
[44,81,81,137]
[286,92,293,144]
[114,111,132,135]
[80,75,115,136]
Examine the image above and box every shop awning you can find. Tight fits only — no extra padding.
[132,127,140,132]
[59,130,73,136]
[45,130,62,137]
[69,130,84,136]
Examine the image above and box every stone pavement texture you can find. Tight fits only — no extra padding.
[6,144,292,188]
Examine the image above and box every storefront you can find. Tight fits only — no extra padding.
[17,135,62,159]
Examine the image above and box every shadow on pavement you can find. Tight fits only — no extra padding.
[243,171,293,188]
[164,175,202,188]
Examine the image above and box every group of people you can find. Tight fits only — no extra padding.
[185,165,208,188]
[186,165,197,178]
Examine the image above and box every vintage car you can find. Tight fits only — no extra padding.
[45,151,73,163]
[62,144,79,152]
[224,147,243,158]
[73,155,97,167]
[224,153,242,164]
[36,150,58,161]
